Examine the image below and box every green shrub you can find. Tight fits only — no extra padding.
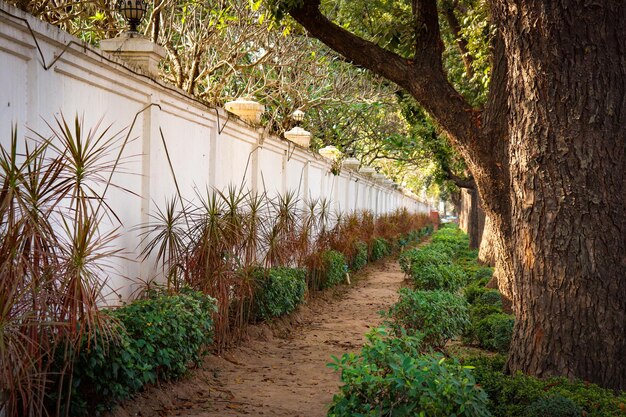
[322,250,347,289]
[418,223,434,238]
[254,267,306,320]
[476,290,503,308]
[351,241,368,271]
[431,225,469,257]
[399,227,431,249]
[410,262,466,291]
[475,313,514,353]
[457,255,487,278]
[328,329,491,417]
[465,282,491,304]
[370,237,391,261]
[526,395,582,417]
[70,290,216,415]
[399,246,451,275]
[464,355,548,417]
[470,267,494,283]
[398,248,417,274]
[387,288,470,348]
[470,305,504,322]
[427,241,458,258]
[464,355,626,417]
[463,305,505,344]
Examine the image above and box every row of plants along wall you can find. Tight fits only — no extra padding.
[0,118,434,417]
[139,186,434,348]
[66,206,433,416]
[327,224,626,417]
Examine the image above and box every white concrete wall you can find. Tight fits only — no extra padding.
[0,2,430,301]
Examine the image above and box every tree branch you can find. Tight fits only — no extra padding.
[443,3,474,77]
[288,1,481,162]
[442,165,475,189]
[289,1,415,88]
[411,0,444,66]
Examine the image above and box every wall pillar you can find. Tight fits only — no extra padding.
[100,33,165,78]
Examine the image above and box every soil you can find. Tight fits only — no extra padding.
[108,257,406,417]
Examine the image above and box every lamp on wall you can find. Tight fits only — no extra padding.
[117,0,148,33]
[292,109,305,123]
[284,109,311,147]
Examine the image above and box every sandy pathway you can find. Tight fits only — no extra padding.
[110,258,405,417]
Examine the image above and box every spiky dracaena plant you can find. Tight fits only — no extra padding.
[138,196,189,292]
[0,115,128,417]
[263,190,300,268]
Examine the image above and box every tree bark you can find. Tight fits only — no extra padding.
[492,0,626,388]
[468,188,484,250]
[288,0,626,390]
[478,214,496,265]
[458,188,483,249]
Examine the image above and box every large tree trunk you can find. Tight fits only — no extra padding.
[459,188,485,250]
[287,0,626,390]
[491,1,626,388]
[478,215,496,265]
[468,189,485,250]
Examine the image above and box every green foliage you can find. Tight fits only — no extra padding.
[351,241,368,271]
[475,290,503,309]
[70,290,216,415]
[474,314,514,353]
[264,0,304,20]
[463,305,502,344]
[399,227,470,291]
[456,255,489,280]
[426,241,458,258]
[253,267,306,320]
[399,246,451,275]
[470,305,504,323]
[328,329,491,417]
[431,225,470,256]
[464,284,507,347]
[465,355,626,417]
[370,238,391,261]
[466,268,494,289]
[465,282,491,304]
[387,288,469,348]
[410,262,467,291]
[472,267,495,282]
[322,250,348,289]
[526,395,582,417]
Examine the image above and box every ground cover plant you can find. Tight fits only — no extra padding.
[351,241,368,271]
[320,250,348,289]
[253,267,306,320]
[370,237,391,261]
[462,355,626,417]
[66,290,216,416]
[386,288,469,348]
[328,329,491,417]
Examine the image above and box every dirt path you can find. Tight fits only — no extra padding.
[110,258,406,417]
